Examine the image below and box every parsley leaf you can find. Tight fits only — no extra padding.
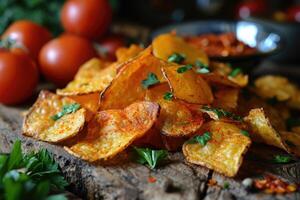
[168,53,185,64]
[133,147,167,169]
[240,130,250,137]
[273,155,293,164]
[177,64,193,73]
[163,92,173,101]
[201,106,243,121]
[196,67,210,74]
[51,103,81,121]
[223,182,230,189]
[141,73,160,89]
[188,132,212,146]
[195,60,208,68]
[229,68,241,77]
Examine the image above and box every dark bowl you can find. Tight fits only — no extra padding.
[152,20,283,72]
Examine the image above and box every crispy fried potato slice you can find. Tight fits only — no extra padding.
[202,73,240,88]
[280,131,300,157]
[145,83,204,137]
[244,108,289,151]
[162,65,213,104]
[254,75,297,101]
[65,101,160,162]
[57,59,117,95]
[100,47,173,110]
[152,33,209,65]
[228,74,248,87]
[213,88,239,110]
[116,44,144,63]
[23,91,86,143]
[183,121,251,177]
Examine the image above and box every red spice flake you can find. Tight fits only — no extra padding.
[254,175,297,194]
[148,176,157,183]
[208,179,217,186]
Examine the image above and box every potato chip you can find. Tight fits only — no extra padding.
[145,83,204,137]
[280,131,300,157]
[244,108,289,151]
[116,44,144,63]
[213,88,239,110]
[152,33,209,65]
[228,74,248,87]
[23,91,86,143]
[161,65,213,104]
[65,101,160,162]
[254,75,297,101]
[100,47,173,110]
[57,58,117,95]
[183,121,251,177]
[202,73,240,88]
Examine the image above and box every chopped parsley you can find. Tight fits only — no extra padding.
[177,64,193,73]
[51,103,81,121]
[188,132,212,146]
[229,68,241,77]
[240,130,250,137]
[141,72,160,89]
[223,182,230,189]
[195,60,210,74]
[201,106,243,121]
[196,67,210,74]
[133,147,167,169]
[168,53,185,64]
[273,155,293,164]
[195,60,208,68]
[163,92,173,101]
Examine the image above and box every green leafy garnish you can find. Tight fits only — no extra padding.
[286,117,300,131]
[177,64,193,73]
[0,140,68,200]
[201,106,243,121]
[273,155,293,164]
[196,67,210,74]
[188,132,212,146]
[133,147,167,169]
[229,68,241,77]
[195,60,208,68]
[168,53,185,64]
[141,72,160,89]
[163,92,173,101]
[223,182,230,189]
[51,103,81,121]
[240,130,250,137]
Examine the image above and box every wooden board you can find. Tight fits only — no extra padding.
[0,104,300,200]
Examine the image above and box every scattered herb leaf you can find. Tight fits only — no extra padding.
[168,53,185,64]
[196,67,210,74]
[201,106,243,121]
[133,147,167,169]
[273,155,292,164]
[240,130,250,137]
[141,72,160,89]
[223,182,230,189]
[51,103,81,121]
[229,68,241,77]
[188,132,212,146]
[195,60,208,68]
[177,64,193,73]
[163,92,173,101]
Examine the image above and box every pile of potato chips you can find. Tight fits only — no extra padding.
[22,33,300,177]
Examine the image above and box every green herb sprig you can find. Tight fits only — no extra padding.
[163,92,173,101]
[240,130,250,137]
[188,132,212,146]
[51,103,81,121]
[141,73,160,89]
[201,106,243,121]
[229,68,242,77]
[177,64,193,73]
[273,155,293,164]
[133,147,167,169]
[168,53,185,64]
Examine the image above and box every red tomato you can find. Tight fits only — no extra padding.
[236,0,267,19]
[39,34,98,87]
[287,5,300,23]
[60,0,112,39]
[2,20,52,62]
[0,49,39,105]
[97,35,125,61]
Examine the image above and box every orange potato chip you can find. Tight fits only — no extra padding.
[65,101,160,162]
[162,65,213,104]
[145,83,204,137]
[116,44,144,63]
[213,88,239,111]
[23,91,86,143]
[202,73,240,88]
[57,58,117,95]
[152,33,209,65]
[183,121,251,177]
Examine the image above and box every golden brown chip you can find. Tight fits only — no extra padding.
[145,83,204,137]
[244,108,289,151]
[254,75,297,101]
[213,88,239,110]
[228,74,248,87]
[57,58,117,95]
[183,121,251,177]
[100,47,174,110]
[161,65,213,104]
[22,91,86,143]
[202,73,240,88]
[65,101,160,162]
[116,44,144,63]
[280,131,300,157]
[152,33,209,65]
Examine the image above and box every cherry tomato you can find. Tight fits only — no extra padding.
[39,34,98,87]
[60,0,112,39]
[2,20,52,62]
[287,5,300,23]
[97,35,125,61]
[0,49,39,105]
